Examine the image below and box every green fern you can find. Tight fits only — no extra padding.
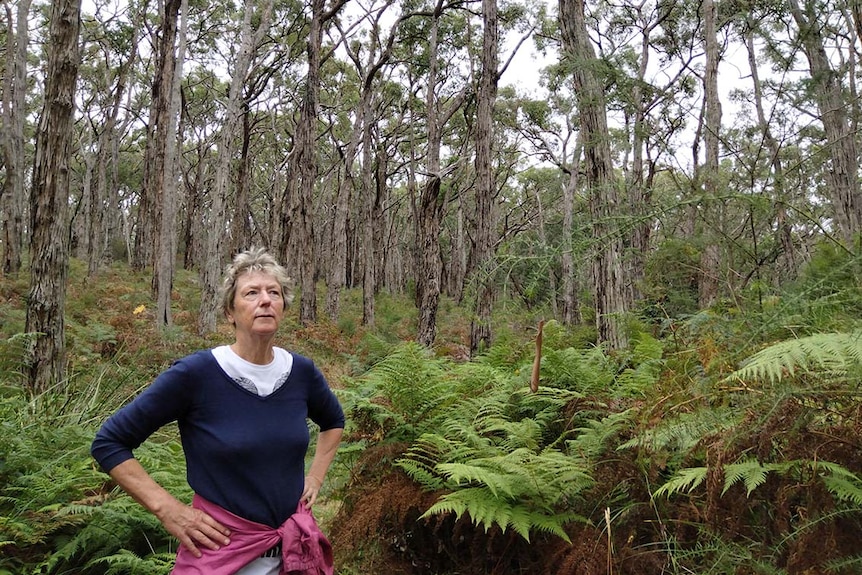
[653,466,708,498]
[727,330,862,384]
[421,487,584,543]
[620,406,740,454]
[568,409,635,460]
[655,458,862,506]
[90,549,175,575]
[720,459,791,496]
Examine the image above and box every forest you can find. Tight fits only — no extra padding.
[2,0,862,573]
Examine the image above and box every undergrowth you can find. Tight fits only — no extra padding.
[2,250,862,574]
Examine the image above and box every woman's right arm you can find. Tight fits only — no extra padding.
[108,458,231,557]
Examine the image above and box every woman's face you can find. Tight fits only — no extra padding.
[227,271,285,338]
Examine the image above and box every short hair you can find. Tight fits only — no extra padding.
[219,247,294,321]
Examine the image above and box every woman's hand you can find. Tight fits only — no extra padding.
[108,459,230,558]
[156,498,232,558]
[302,474,323,506]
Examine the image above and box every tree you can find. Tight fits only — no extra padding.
[198,0,275,335]
[26,0,82,392]
[469,0,499,354]
[281,0,348,326]
[415,0,469,347]
[76,4,140,276]
[697,0,722,308]
[788,0,861,248]
[332,0,408,324]
[154,0,188,328]
[559,0,629,350]
[1,0,31,275]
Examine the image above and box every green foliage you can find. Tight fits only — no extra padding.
[393,343,596,543]
[727,330,862,384]
[0,337,184,574]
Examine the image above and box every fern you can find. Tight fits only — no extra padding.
[568,410,636,461]
[728,330,862,384]
[620,406,740,454]
[656,458,862,507]
[421,487,584,543]
[653,467,708,498]
[90,549,175,575]
[616,332,665,397]
[720,459,791,496]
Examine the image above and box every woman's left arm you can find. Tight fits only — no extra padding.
[302,427,344,506]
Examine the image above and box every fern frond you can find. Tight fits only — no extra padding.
[436,461,519,499]
[569,410,635,460]
[728,330,862,384]
[420,487,583,543]
[90,549,175,575]
[816,461,862,505]
[721,459,790,496]
[653,467,708,498]
[620,407,739,453]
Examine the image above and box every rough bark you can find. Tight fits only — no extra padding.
[134,0,180,272]
[280,0,345,325]
[469,0,499,355]
[199,0,273,334]
[698,0,722,309]
[559,0,629,350]
[26,0,81,392]
[1,0,31,276]
[789,0,862,247]
[561,136,581,325]
[416,0,468,347]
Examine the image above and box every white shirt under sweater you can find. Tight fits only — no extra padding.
[211,345,292,575]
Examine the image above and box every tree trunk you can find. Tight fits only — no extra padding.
[416,0,466,347]
[743,21,796,280]
[26,0,81,392]
[790,0,862,247]
[87,29,137,276]
[1,0,31,276]
[361,104,376,325]
[282,0,330,326]
[230,103,254,255]
[469,0,499,355]
[325,112,359,320]
[134,0,181,272]
[154,0,189,329]
[561,137,581,325]
[698,0,722,309]
[416,1,447,347]
[199,0,273,334]
[559,0,629,350]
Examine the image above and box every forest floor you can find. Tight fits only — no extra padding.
[3,260,862,575]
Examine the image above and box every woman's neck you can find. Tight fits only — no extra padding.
[230,339,274,365]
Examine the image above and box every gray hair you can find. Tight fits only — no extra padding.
[219,247,294,320]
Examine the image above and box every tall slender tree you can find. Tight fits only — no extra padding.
[698,0,722,308]
[789,0,862,247]
[281,0,348,325]
[559,0,629,349]
[26,0,82,392]
[1,0,32,275]
[469,0,499,354]
[199,0,275,335]
[415,0,469,347]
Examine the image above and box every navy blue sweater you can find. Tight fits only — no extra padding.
[91,350,345,527]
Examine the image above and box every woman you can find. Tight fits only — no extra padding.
[91,248,344,575]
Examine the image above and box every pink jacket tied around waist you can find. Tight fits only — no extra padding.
[171,494,333,575]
